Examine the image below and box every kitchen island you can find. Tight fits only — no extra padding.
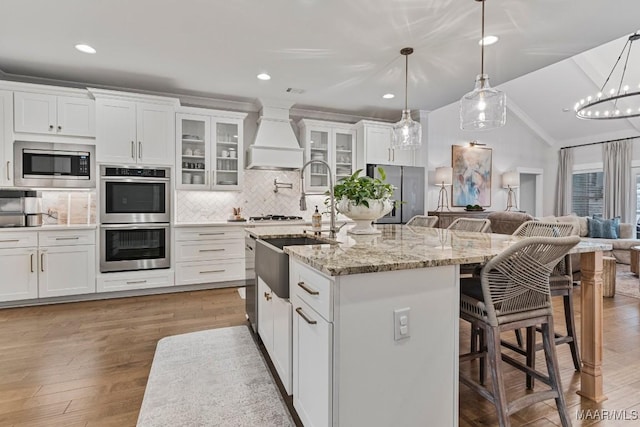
[247,224,611,427]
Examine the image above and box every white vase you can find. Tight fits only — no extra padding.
[336,197,394,234]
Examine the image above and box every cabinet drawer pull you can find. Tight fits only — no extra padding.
[40,253,44,272]
[199,248,224,252]
[392,148,395,161]
[49,125,54,131]
[388,148,391,161]
[131,141,135,159]
[199,232,224,236]
[296,307,317,325]
[30,253,34,273]
[57,125,62,132]
[297,281,320,295]
[138,141,142,159]
[200,269,225,274]
[55,236,80,240]
[6,161,10,181]
[0,239,20,243]
[126,280,147,285]
[264,291,272,301]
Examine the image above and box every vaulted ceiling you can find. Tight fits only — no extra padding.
[1,0,640,146]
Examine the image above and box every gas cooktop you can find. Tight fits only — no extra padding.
[249,215,304,222]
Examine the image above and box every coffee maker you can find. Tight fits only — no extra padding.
[0,190,42,227]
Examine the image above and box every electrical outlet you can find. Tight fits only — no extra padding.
[394,307,410,341]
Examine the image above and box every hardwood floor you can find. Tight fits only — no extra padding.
[0,285,638,426]
[0,288,247,427]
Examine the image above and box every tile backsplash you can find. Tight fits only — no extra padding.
[176,170,340,222]
[35,170,341,225]
[40,191,96,225]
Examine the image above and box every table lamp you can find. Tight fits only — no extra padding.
[502,171,520,211]
[435,166,453,211]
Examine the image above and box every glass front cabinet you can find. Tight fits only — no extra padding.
[297,119,356,193]
[176,108,247,191]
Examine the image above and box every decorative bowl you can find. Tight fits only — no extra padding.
[336,198,393,234]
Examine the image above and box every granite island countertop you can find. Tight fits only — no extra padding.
[248,223,613,276]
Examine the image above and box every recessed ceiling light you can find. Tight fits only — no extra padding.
[478,36,499,46]
[257,73,271,81]
[75,44,96,54]
[382,93,395,99]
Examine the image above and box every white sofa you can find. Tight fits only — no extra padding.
[540,214,638,265]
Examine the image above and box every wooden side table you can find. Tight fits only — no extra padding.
[630,246,640,276]
[602,256,616,297]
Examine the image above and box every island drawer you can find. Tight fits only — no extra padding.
[175,227,243,241]
[291,260,333,322]
[0,232,38,249]
[175,239,243,262]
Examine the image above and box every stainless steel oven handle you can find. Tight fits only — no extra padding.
[101,223,170,230]
[100,176,170,182]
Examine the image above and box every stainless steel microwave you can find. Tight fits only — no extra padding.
[14,141,95,188]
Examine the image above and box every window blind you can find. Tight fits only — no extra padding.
[572,172,603,217]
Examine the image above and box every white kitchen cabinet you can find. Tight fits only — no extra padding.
[298,119,356,193]
[174,226,245,286]
[38,244,96,298]
[355,120,414,167]
[91,89,178,166]
[258,277,293,395]
[289,258,458,427]
[176,108,247,191]
[292,296,332,427]
[14,91,95,137]
[0,229,96,302]
[0,90,13,186]
[0,247,38,301]
[37,229,96,298]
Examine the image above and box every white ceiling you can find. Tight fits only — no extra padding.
[2,0,640,144]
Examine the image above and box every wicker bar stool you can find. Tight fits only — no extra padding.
[405,215,438,227]
[459,235,580,427]
[509,221,580,389]
[447,217,491,232]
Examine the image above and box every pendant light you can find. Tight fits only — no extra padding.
[392,47,422,150]
[459,0,506,131]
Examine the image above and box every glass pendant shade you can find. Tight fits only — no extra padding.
[392,110,422,150]
[460,74,506,130]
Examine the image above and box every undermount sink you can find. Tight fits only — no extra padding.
[261,236,335,249]
[256,235,335,299]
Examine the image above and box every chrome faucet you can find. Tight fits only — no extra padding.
[300,159,338,238]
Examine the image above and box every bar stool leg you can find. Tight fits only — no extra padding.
[541,318,571,427]
[487,325,510,427]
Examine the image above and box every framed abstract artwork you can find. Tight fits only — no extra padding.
[451,145,492,207]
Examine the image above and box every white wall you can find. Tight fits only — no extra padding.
[427,102,557,215]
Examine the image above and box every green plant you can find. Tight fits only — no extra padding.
[330,168,395,208]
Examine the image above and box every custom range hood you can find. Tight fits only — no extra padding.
[246,99,303,170]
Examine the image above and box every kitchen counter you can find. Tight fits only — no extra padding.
[0,224,97,232]
[249,223,611,276]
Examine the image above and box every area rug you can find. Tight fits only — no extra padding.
[137,326,294,427]
[614,264,640,299]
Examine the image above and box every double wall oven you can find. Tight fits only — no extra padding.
[100,166,171,273]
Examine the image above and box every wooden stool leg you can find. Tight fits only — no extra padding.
[526,326,536,389]
[563,292,581,371]
[514,328,523,348]
[479,326,486,385]
[541,318,571,427]
[487,325,510,427]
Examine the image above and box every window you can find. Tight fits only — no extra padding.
[572,172,603,217]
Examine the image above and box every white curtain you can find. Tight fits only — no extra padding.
[555,148,573,216]
[602,139,633,222]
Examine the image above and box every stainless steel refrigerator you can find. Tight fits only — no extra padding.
[366,164,425,224]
